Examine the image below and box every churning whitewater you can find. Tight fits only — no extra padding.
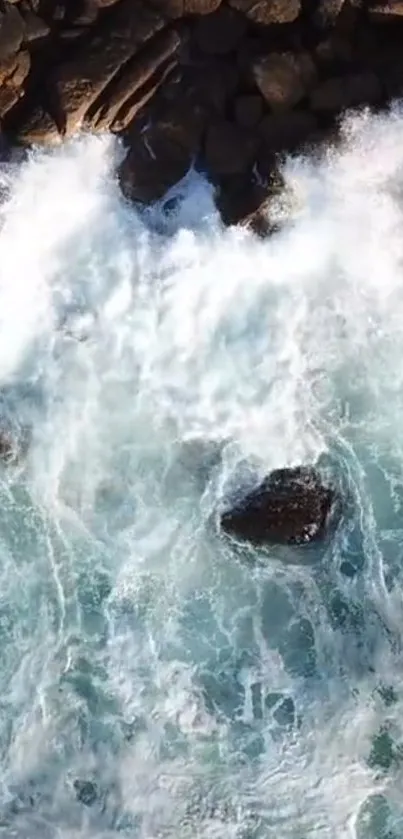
[1,107,403,839]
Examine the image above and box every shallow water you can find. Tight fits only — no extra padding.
[0,107,402,838]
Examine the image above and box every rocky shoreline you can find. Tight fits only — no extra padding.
[0,0,403,224]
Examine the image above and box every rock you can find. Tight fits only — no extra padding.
[234,94,263,128]
[149,0,223,17]
[228,0,301,25]
[0,5,25,60]
[193,5,246,54]
[119,103,202,202]
[215,173,275,232]
[253,52,317,111]
[369,1,403,19]
[204,119,256,175]
[52,0,166,136]
[0,49,30,118]
[220,465,336,546]
[21,9,51,44]
[89,28,181,131]
[310,71,381,112]
[13,105,60,145]
[314,0,346,29]
[259,110,318,154]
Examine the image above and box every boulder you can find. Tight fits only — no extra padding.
[310,71,381,112]
[220,465,336,546]
[0,49,30,119]
[193,5,246,54]
[253,52,317,111]
[0,5,25,61]
[149,0,223,17]
[228,0,301,25]
[204,119,256,175]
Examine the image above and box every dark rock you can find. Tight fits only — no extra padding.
[149,0,223,17]
[193,5,246,54]
[52,0,166,136]
[234,93,263,128]
[314,0,346,29]
[369,1,403,20]
[228,0,301,25]
[89,28,181,131]
[0,5,25,60]
[21,9,50,44]
[253,52,317,111]
[310,71,381,112]
[204,119,256,175]
[220,465,336,546]
[215,173,275,232]
[0,50,30,118]
[73,779,98,807]
[119,102,202,202]
[259,110,318,154]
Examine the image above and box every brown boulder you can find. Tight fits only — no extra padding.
[52,0,166,136]
[0,5,25,60]
[228,0,301,24]
[234,94,263,128]
[89,28,181,131]
[215,174,276,232]
[253,52,317,111]
[193,5,246,54]
[119,104,203,203]
[0,49,30,118]
[310,72,381,112]
[204,119,256,176]
[21,9,51,44]
[148,0,222,17]
[259,110,318,154]
[220,465,337,546]
[13,105,60,145]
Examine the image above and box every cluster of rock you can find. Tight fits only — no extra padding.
[0,0,402,224]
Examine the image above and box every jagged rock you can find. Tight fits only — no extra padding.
[234,94,263,128]
[310,71,381,111]
[215,173,275,232]
[52,0,166,136]
[22,10,51,44]
[204,119,256,175]
[73,780,98,807]
[314,0,346,28]
[0,49,30,117]
[369,1,403,19]
[13,105,60,144]
[228,0,301,25]
[220,465,336,546]
[0,5,25,60]
[253,52,317,111]
[89,28,181,131]
[119,103,203,202]
[149,0,223,17]
[193,5,246,54]
[259,110,318,154]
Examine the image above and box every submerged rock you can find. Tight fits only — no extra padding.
[220,465,337,546]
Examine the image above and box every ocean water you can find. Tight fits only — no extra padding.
[0,107,402,839]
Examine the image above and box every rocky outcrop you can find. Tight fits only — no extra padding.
[0,0,403,224]
[220,466,337,546]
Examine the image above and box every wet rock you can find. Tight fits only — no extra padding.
[73,779,98,807]
[52,0,166,136]
[119,105,201,202]
[14,104,60,145]
[228,0,301,25]
[149,0,223,17]
[234,93,263,128]
[273,695,295,726]
[204,119,256,175]
[0,49,30,118]
[369,1,403,20]
[88,28,181,132]
[21,9,50,45]
[314,0,346,29]
[0,5,25,61]
[259,110,318,154]
[253,52,317,111]
[215,173,274,232]
[193,5,246,54]
[220,465,336,546]
[310,72,381,112]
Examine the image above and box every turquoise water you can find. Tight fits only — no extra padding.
[0,109,402,837]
